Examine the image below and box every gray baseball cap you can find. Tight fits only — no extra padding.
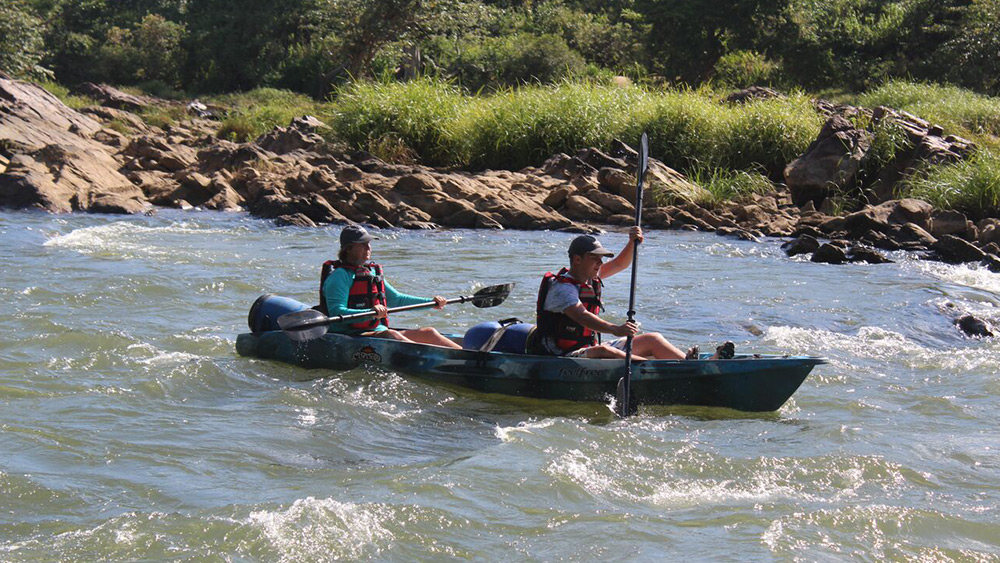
[340,224,377,247]
[568,235,614,257]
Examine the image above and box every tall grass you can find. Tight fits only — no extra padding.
[857,80,1000,140]
[329,78,822,175]
[452,82,646,169]
[717,93,822,176]
[900,152,1000,218]
[332,78,466,165]
[686,166,775,205]
[637,89,822,177]
[212,88,324,142]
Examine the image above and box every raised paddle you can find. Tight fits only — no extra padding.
[616,133,649,418]
[277,283,515,342]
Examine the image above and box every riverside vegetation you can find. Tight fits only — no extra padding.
[16,77,1000,217]
[4,2,1000,316]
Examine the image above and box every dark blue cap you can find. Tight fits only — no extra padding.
[568,235,614,257]
[340,224,376,247]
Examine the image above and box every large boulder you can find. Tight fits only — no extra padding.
[785,115,872,208]
[931,234,986,264]
[0,77,104,152]
[930,209,976,241]
[0,144,148,213]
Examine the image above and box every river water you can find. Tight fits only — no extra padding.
[2,209,999,561]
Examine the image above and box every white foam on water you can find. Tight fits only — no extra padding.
[1,511,167,555]
[247,497,394,561]
[546,449,615,497]
[761,504,979,560]
[916,261,1000,296]
[646,476,814,508]
[296,407,317,427]
[133,350,202,366]
[765,325,1000,375]
[343,372,424,421]
[43,221,238,260]
[494,419,558,442]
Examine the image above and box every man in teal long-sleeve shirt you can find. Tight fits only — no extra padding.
[320,225,461,348]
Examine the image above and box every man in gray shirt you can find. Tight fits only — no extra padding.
[533,227,693,359]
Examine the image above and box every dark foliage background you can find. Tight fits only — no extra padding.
[2,0,998,97]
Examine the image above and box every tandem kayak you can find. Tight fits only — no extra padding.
[236,330,823,411]
[236,295,825,411]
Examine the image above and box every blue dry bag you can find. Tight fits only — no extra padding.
[248,294,311,333]
[463,319,535,353]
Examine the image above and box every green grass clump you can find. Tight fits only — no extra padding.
[452,81,646,169]
[715,93,822,175]
[139,105,188,130]
[899,151,1000,217]
[686,166,775,205]
[637,89,821,177]
[38,81,97,109]
[211,88,324,142]
[634,88,723,172]
[857,80,1000,140]
[329,78,823,177]
[332,78,466,165]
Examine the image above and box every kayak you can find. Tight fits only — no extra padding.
[235,329,825,412]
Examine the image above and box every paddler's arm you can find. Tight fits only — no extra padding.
[563,304,638,338]
[599,226,643,279]
[384,279,442,308]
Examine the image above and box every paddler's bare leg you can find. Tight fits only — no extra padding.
[368,327,461,348]
[581,344,646,361]
[630,332,686,360]
[400,327,462,348]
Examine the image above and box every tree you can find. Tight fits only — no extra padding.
[931,0,1000,95]
[183,0,311,92]
[634,0,789,84]
[0,1,46,79]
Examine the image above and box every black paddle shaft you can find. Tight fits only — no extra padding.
[279,283,514,334]
[620,132,648,418]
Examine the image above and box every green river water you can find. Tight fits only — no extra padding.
[2,209,999,561]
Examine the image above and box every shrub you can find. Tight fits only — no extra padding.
[95,15,186,88]
[713,50,781,89]
[209,88,323,142]
[451,33,587,92]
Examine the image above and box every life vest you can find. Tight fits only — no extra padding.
[534,268,603,353]
[318,260,389,331]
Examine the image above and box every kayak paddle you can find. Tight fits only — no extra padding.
[616,132,648,418]
[277,283,515,342]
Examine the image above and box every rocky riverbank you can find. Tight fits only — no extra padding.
[2,77,999,289]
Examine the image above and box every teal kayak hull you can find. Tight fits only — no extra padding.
[236,331,825,412]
